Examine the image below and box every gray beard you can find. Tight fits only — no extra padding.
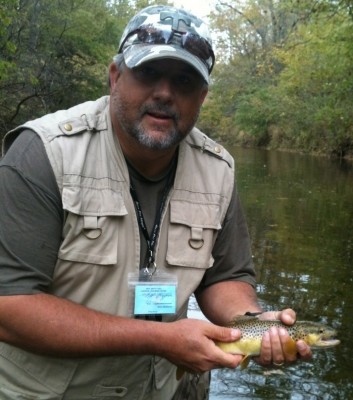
[129,123,183,150]
[112,94,198,150]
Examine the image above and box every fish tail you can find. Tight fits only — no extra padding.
[240,355,251,369]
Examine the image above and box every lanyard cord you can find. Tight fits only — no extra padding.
[130,166,175,275]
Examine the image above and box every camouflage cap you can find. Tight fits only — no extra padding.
[117,5,215,83]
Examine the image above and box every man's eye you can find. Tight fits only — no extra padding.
[176,74,192,86]
[134,66,159,81]
[174,74,204,93]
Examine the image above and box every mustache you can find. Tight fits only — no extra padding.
[140,103,179,120]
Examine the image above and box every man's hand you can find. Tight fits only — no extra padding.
[255,308,312,367]
[159,319,244,374]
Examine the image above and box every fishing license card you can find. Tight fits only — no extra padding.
[128,271,177,317]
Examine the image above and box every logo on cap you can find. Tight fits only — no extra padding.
[160,11,192,33]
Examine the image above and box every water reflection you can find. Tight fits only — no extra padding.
[208,148,353,399]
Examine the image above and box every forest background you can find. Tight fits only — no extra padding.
[1,0,352,159]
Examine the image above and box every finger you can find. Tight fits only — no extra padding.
[269,326,287,365]
[258,311,278,321]
[257,331,272,366]
[296,340,312,360]
[220,354,244,370]
[211,326,242,343]
[260,327,296,366]
[282,309,297,325]
[278,327,297,363]
[258,309,295,325]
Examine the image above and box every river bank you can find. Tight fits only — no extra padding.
[228,126,353,162]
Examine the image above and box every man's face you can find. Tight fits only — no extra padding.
[109,59,208,150]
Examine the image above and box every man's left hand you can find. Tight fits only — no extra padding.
[254,308,312,367]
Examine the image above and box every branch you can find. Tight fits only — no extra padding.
[9,93,40,123]
[219,2,267,47]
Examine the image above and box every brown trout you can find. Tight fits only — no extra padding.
[176,316,339,379]
[216,316,340,369]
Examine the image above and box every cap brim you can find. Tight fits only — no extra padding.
[123,44,209,84]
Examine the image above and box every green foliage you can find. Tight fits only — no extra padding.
[1,0,114,134]
[0,0,17,81]
[0,0,174,136]
[0,0,151,135]
[203,0,353,158]
[1,0,352,158]
[273,10,353,154]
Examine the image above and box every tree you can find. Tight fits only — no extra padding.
[273,8,353,155]
[0,0,174,137]
[200,0,353,157]
[0,0,17,92]
[0,0,130,136]
[202,0,300,142]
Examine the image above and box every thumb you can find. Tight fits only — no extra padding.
[212,326,241,343]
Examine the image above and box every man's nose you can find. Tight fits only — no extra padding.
[152,77,174,101]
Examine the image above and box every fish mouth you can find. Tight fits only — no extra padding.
[313,339,341,348]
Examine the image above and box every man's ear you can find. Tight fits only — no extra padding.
[199,85,209,106]
[202,86,209,102]
[109,62,121,89]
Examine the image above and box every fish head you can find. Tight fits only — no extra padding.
[298,321,340,348]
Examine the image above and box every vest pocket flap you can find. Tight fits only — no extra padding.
[170,200,221,229]
[59,186,126,265]
[62,186,127,216]
[58,213,119,265]
[167,200,221,269]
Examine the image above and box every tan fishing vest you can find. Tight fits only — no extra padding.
[0,96,234,399]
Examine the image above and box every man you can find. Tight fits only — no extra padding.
[0,5,311,400]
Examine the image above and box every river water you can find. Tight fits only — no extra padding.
[190,147,353,400]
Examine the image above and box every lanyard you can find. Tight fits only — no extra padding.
[130,168,175,276]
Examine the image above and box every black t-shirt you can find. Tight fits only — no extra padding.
[0,130,255,296]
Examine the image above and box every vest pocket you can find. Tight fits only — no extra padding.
[58,213,120,265]
[0,387,61,400]
[0,342,77,398]
[166,200,221,269]
[59,186,128,265]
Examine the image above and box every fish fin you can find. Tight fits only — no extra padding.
[240,355,251,370]
[176,367,185,381]
[228,315,259,326]
[283,337,297,356]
